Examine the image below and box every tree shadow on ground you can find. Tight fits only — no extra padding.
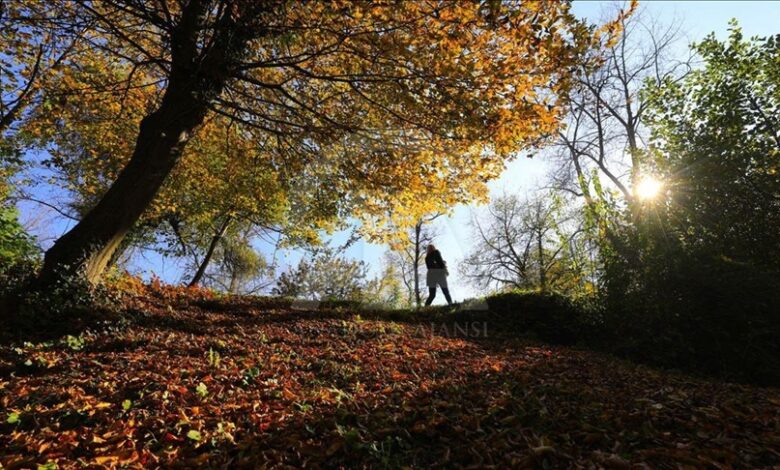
[2,294,779,468]
[168,345,780,468]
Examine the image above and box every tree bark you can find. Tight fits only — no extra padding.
[413,221,422,308]
[39,94,209,284]
[188,216,232,288]
[537,230,546,292]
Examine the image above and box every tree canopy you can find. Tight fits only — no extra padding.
[644,25,780,266]
[2,0,609,286]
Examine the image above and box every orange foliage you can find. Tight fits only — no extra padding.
[107,273,216,306]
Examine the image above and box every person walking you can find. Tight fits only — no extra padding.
[425,244,453,306]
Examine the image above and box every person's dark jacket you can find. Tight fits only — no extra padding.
[425,250,447,271]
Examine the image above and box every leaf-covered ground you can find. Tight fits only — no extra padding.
[1,292,780,469]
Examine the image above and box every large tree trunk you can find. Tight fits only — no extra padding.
[40,90,211,284]
[37,0,236,287]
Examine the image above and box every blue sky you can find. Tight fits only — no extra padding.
[17,1,780,303]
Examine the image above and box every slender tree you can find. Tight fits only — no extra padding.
[196,230,273,295]
[548,3,690,216]
[461,193,586,293]
[387,214,440,308]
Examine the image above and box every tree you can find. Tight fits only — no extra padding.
[0,1,79,136]
[386,214,440,308]
[369,255,405,309]
[547,3,689,222]
[7,0,601,289]
[0,149,37,269]
[1,1,84,268]
[461,193,589,294]
[0,197,37,270]
[644,25,780,268]
[272,247,372,303]
[23,60,321,285]
[193,231,273,295]
[594,26,780,381]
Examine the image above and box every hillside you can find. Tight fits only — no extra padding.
[1,290,779,469]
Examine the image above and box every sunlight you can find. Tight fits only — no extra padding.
[635,176,664,201]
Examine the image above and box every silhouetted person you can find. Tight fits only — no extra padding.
[425,244,453,306]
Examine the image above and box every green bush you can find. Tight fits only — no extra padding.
[463,267,780,386]
[0,205,37,270]
[601,248,780,386]
[20,272,122,319]
[0,258,39,298]
[460,291,594,345]
[1,264,124,339]
[0,197,39,301]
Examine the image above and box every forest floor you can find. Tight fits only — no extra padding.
[1,290,779,469]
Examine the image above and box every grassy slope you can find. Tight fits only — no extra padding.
[1,292,779,469]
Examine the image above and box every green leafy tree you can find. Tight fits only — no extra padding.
[644,25,780,267]
[0,206,36,268]
[597,26,780,383]
[0,155,37,270]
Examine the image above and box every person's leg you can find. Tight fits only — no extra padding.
[438,274,452,305]
[441,287,453,305]
[425,287,436,306]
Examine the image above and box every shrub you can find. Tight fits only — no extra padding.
[1,264,124,340]
[16,270,123,322]
[0,206,37,266]
[0,257,39,298]
[0,204,39,296]
[463,269,780,386]
[109,273,217,309]
[458,291,594,345]
[602,241,780,386]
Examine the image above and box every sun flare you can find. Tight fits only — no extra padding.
[635,176,663,200]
